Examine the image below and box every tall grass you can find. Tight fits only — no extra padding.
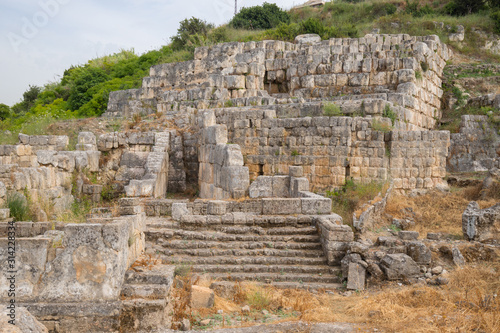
[4,192,30,221]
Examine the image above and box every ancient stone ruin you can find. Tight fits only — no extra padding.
[0,33,498,332]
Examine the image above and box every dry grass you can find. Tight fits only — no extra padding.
[348,263,500,333]
[174,262,500,332]
[384,186,498,236]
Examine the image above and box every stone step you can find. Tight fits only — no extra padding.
[149,246,325,258]
[149,239,323,251]
[205,272,342,284]
[123,265,175,286]
[211,280,343,293]
[160,255,327,267]
[120,284,169,299]
[173,263,333,275]
[213,226,319,235]
[178,216,316,229]
[146,229,321,243]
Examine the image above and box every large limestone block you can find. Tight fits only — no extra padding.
[406,241,431,265]
[346,262,366,291]
[262,198,301,215]
[220,166,249,198]
[380,254,420,280]
[190,285,214,309]
[120,152,149,168]
[462,201,500,243]
[295,34,321,45]
[172,203,190,221]
[272,176,290,197]
[204,125,228,145]
[0,182,7,198]
[249,176,273,198]
[301,197,332,215]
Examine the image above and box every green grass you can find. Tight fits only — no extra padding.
[4,192,31,221]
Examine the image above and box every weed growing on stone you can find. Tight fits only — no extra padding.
[326,180,385,225]
[4,192,30,221]
[322,102,343,117]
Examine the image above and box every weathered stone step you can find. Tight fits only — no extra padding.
[123,265,175,286]
[146,229,321,243]
[160,255,327,266]
[206,272,342,284]
[150,239,323,251]
[120,284,168,299]
[150,246,325,258]
[211,280,343,293]
[215,226,319,235]
[146,221,179,229]
[178,216,316,229]
[180,264,332,275]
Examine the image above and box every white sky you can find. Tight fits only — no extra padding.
[0,0,299,106]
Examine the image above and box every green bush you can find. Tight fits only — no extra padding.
[171,17,214,51]
[492,10,500,33]
[300,17,326,35]
[67,67,109,111]
[383,104,397,126]
[5,192,30,221]
[444,0,487,16]
[323,103,343,116]
[230,2,290,30]
[0,104,10,121]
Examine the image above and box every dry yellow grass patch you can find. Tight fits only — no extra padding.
[385,187,498,236]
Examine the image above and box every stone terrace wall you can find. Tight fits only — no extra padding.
[205,107,449,192]
[105,34,451,131]
[448,115,500,172]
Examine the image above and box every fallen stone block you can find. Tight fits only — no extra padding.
[190,285,215,309]
[380,253,420,280]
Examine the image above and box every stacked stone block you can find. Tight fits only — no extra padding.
[198,122,250,200]
[105,34,451,131]
[448,115,500,172]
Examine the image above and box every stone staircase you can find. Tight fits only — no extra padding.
[144,216,342,290]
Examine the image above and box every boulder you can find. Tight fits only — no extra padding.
[346,263,366,291]
[295,34,321,45]
[462,201,500,243]
[406,241,431,265]
[380,254,420,280]
[190,286,214,309]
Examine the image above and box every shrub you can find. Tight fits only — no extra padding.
[445,0,487,16]
[372,119,392,133]
[67,67,109,112]
[0,104,10,121]
[171,17,214,51]
[492,10,500,33]
[5,192,30,221]
[300,17,326,36]
[383,104,397,126]
[230,2,290,30]
[323,103,343,116]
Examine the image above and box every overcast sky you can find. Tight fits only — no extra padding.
[0,0,299,106]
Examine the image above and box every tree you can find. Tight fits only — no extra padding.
[67,66,109,111]
[230,2,290,30]
[0,103,10,120]
[445,0,486,16]
[171,17,214,51]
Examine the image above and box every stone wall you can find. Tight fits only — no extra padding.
[0,211,145,303]
[448,115,500,172]
[105,34,451,131]
[202,106,449,192]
